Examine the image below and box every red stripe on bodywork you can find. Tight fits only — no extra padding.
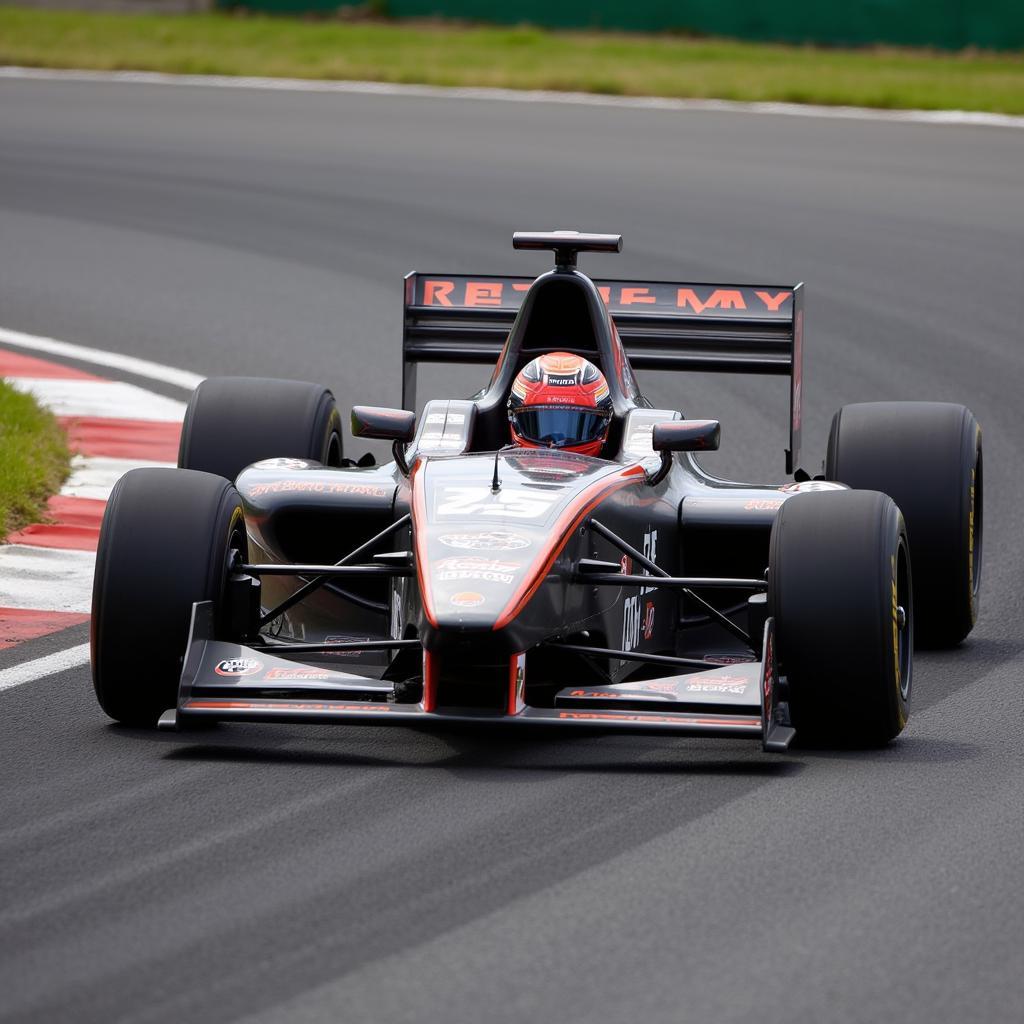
[58,417,182,461]
[0,608,90,649]
[6,496,106,551]
[493,464,645,630]
[410,460,439,628]
[185,700,390,713]
[557,711,762,728]
[0,349,101,380]
[422,650,439,712]
[507,652,525,715]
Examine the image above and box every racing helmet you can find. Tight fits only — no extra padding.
[507,352,612,457]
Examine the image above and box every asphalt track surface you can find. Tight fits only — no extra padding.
[2,77,1023,1024]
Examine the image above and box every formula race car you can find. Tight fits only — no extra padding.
[90,231,983,751]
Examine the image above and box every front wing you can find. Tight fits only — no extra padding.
[161,603,795,752]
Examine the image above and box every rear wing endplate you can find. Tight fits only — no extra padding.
[403,273,804,474]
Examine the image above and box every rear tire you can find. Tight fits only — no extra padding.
[826,401,981,647]
[769,490,912,747]
[91,468,247,727]
[178,376,343,482]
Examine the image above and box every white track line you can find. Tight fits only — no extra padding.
[62,455,175,501]
[0,643,91,693]
[2,65,1023,130]
[7,378,187,420]
[0,325,202,392]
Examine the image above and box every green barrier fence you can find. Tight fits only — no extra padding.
[219,0,1024,51]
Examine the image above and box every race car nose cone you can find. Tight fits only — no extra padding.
[411,450,633,652]
[422,553,532,641]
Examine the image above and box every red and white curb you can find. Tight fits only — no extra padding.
[0,337,191,652]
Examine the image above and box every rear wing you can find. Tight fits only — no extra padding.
[402,273,804,474]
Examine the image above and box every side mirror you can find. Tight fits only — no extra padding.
[652,420,720,453]
[351,406,416,443]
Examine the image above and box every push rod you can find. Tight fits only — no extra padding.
[588,518,756,652]
[579,573,766,590]
[258,513,411,627]
[244,564,413,578]
[249,639,422,654]
[545,642,717,670]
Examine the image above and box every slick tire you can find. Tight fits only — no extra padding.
[91,468,247,727]
[178,376,343,482]
[769,490,912,747]
[826,402,982,647]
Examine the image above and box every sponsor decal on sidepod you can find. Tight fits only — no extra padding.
[247,480,389,499]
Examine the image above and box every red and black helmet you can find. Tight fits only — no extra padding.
[507,352,612,457]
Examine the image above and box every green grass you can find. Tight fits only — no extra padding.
[1,8,1023,113]
[0,380,71,540]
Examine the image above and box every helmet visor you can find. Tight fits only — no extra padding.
[511,406,610,448]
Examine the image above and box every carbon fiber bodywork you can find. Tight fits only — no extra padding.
[166,242,822,750]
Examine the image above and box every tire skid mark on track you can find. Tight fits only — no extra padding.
[0,760,386,932]
[0,757,216,848]
[1,330,192,662]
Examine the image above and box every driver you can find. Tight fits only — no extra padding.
[507,352,612,458]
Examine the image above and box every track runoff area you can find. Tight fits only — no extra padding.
[0,328,195,685]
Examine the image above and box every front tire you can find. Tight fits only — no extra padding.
[91,468,247,726]
[826,401,981,647]
[769,490,912,747]
[178,376,343,482]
